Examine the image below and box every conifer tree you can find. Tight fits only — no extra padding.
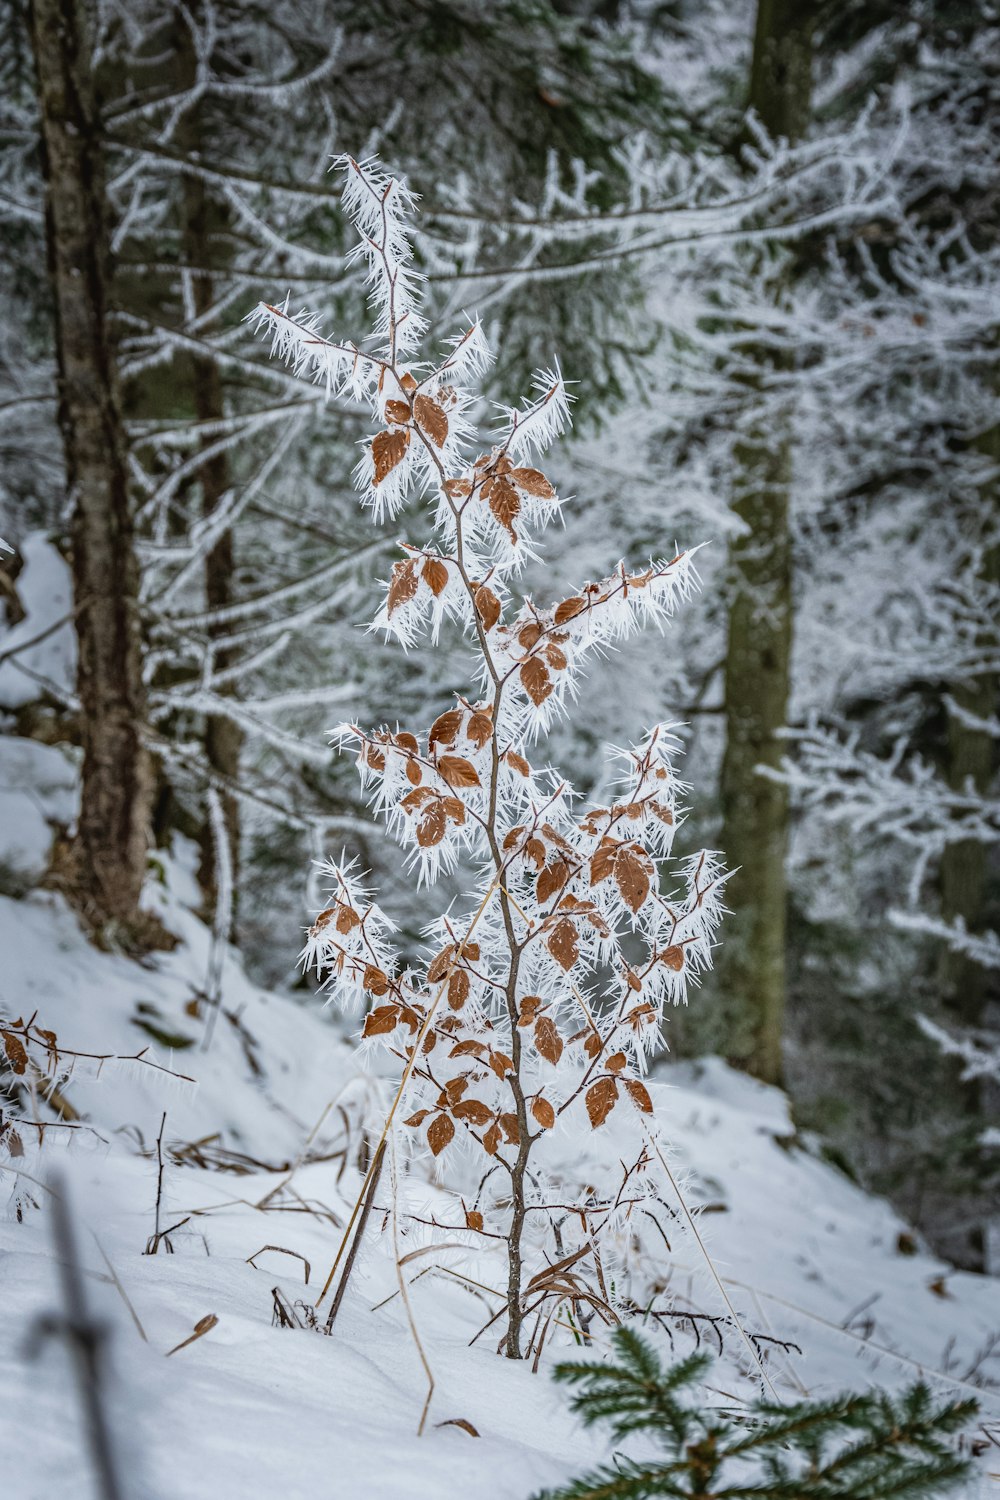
[536,1327,975,1500]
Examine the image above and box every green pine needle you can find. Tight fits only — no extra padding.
[534,1328,977,1500]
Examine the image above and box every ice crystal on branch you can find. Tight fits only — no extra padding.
[252,156,726,1360]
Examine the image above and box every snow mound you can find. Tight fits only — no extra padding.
[0,532,76,710]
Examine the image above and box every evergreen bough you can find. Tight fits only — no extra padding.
[535,1327,976,1500]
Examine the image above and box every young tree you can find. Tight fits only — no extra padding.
[28,0,152,927]
[253,157,726,1357]
[537,1326,974,1500]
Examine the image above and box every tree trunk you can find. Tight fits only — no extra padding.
[30,0,152,926]
[939,413,999,1024]
[177,88,243,922]
[717,0,817,1084]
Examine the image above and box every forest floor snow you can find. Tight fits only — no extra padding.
[1,841,997,1499]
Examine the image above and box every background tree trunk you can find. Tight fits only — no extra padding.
[174,15,243,924]
[940,413,999,1022]
[717,0,817,1083]
[30,0,152,927]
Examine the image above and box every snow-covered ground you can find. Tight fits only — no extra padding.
[1,829,997,1498]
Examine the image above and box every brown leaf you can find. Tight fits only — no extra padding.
[427,945,457,984]
[534,1016,563,1066]
[587,909,611,939]
[467,711,493,748]
[387,559,418,616]
[441,796,466,824]
[554,596,587,626]
[450,1039,484,1058]
[474,586,501,631]
[447,970,470,1010]
[435,1416,480,1439]
[405,758,422,787]
[2,1032,27,1075]
[400,372,418,394]
[373,429,408,484]
[489,477,520,539]
[362,1004,398,1037]
[438,755,481,788]
[166,1314,219,1357]
[422,558,449,596]
[525,837,546,870]
[589,841,618,885]
[416,802,447,847]
[547,917,579,972]
[384,399,411,425]
[518,996,542,1024]
[386,561,419,618]
[498,1113,520,1144]
[444,477,472,499]
[428,1113,455,1156]
[404,1109,431,1126]
[452,1099,493,1126]
[606,1051,627,1074]
[518,621,543,650]
[464,1210,484,1233]
[401,787,433,812]
[651,802,674,826]
[545,644,568,671]
[586,1076,619,1128]
[615,847,652,914]
[537,858,570,906]
[531,1096,556,1130]
[505,751,532,777]
[396,731,419,753]
[414,394,448,447]
[398,1004,421,1034]
[483,1122,501,1156]
[662,945,685,972]
[489,1051,513,1079]
[363,966,390,996]
[511,467,555,499]
[584,1032,602,1059]
[624,1078,653,1113]
[335,905,360,935]
[429,709,462,747]
[520,657,553,706]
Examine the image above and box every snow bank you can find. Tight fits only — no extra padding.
[0,845,996,1498]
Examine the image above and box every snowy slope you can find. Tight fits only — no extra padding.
[1,844,997,1499]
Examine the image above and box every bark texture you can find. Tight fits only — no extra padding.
[718,0,817,1083]
[30,0,152,924]
[176,64,243,918]
[940,413,999,1025]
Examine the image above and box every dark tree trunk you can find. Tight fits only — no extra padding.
[717,0,817,1084]
[178,114,243,921]
[940,412,999,1024]
[30,0,152,926]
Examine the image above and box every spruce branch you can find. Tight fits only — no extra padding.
[536,1329,976,1500]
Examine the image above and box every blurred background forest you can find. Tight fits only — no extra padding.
[0,0,997,1272]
